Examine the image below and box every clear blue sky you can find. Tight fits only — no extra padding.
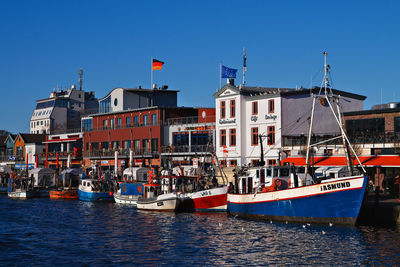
[0,0,399,133]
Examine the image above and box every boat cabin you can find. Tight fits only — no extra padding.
[314,166,361,180]
[237,165,314,194]
[80,179,113,193]
[160,176,197,194]
[28,168,56,188]
[123,167,150,182]
[143,183,161,199]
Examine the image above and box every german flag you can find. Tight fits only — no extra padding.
[152,59,164,70]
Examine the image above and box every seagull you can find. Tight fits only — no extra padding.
[302,225,306,228]
[307,223,311,226]
[270,220,273,224]
[218,222,223,227]
[241,227,245,232]
[329,223,333,227]
[285,221,288,224]
[322,230,326,235]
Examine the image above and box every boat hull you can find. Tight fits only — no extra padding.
[8,190,35,199]
[50,189,78,199]
[114,192,139,205]
[183,186,228,212]
[137,195,179,211]
[227,175,367,225]
[78,190,114,202]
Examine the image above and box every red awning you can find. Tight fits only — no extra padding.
[281,155,400,167]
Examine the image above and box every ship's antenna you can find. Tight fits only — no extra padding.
[78,69,83,91]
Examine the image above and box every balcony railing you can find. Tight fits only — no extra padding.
[283,131,400,147]
[83,148,159,158]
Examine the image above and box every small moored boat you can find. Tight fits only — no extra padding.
[136,182,180,211]
[78,178,115,202]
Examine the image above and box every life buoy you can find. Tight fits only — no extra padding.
[274,179,282,189]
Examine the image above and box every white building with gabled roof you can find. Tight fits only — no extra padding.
[214,81,366,168]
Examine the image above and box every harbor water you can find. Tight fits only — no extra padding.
[1,196,400,266]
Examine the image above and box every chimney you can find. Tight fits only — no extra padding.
[227,79,235,86]
[152,84,157,89]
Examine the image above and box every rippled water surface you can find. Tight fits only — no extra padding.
[1,196,400,266]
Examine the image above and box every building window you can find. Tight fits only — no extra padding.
[134,139,140,153]
[230,129,236,146]
[117,118,121,128]
[229,160,237,167]
[142,139,150,153]
[123,140,131,149]
[103,120,108,130]
[394,117,400,133]
[230,100,236,118]
[92,142,99,152]
[267,126,275,145]
[110,119,114,129]
[267,159,276,166]
[220,160,227,167]
[101,142,109,151]
[99,96,111,113]
[151,138,158,153]
[220,129,226,147]
[112,141,120,149]
[268,99,274,113]
[221,101,226,119]
[173,132,189,147]
[134,116,139,126]
[251,127,258,146]
[143,115,149,126]
[126,117,131,127]
[252,101,258,115]
[151,114,157,126]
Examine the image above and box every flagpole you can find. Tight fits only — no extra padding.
[243,47,246,85]
[219,63,222,90]
[151,56,153,88]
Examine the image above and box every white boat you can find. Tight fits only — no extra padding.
[114,182,144,205]
[8,189,36,199]
[136,183,180,211]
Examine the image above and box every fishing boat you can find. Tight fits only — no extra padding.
[8,176,36,199]
[183,185,228,212]
[136,177,180,211]
[227,52,368,225]
[113,167,149,205]
[49,168,81,200]
[29,167,56,197]
[78,178,115,202]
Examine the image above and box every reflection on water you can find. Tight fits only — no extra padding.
[1,196,400,265]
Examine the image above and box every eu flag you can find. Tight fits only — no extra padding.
[221,65,237,78]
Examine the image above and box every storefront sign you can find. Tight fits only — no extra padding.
[219,118,236,124]
[265,114,277,120]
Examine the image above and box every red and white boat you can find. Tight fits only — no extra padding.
[183,185,228,212]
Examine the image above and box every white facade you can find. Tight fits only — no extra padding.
[25,143,45,166]
[214,84,365,167]
[30,85,97,134]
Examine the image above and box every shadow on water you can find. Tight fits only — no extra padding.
[1,195,400,265]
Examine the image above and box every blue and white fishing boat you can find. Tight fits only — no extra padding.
[113,166,150,205]
[227,52,368,225]
[78,178,114,202]
[114,182,144,205]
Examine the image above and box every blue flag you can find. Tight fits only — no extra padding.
[221,65,237,78]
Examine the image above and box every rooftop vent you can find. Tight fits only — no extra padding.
[152,84,157,89]
[161,85,168,90]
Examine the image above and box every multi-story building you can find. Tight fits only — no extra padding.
[13,133,46,170]
[214,80,366,168]
[30,85,98,134]
[81,86,215,176]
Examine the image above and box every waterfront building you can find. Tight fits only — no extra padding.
[82,85,215,176]
[30,84,98,134]
[4,134,17,161]
[13,134,45,170]
[42,131,83,170]
[214,80,366,168]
